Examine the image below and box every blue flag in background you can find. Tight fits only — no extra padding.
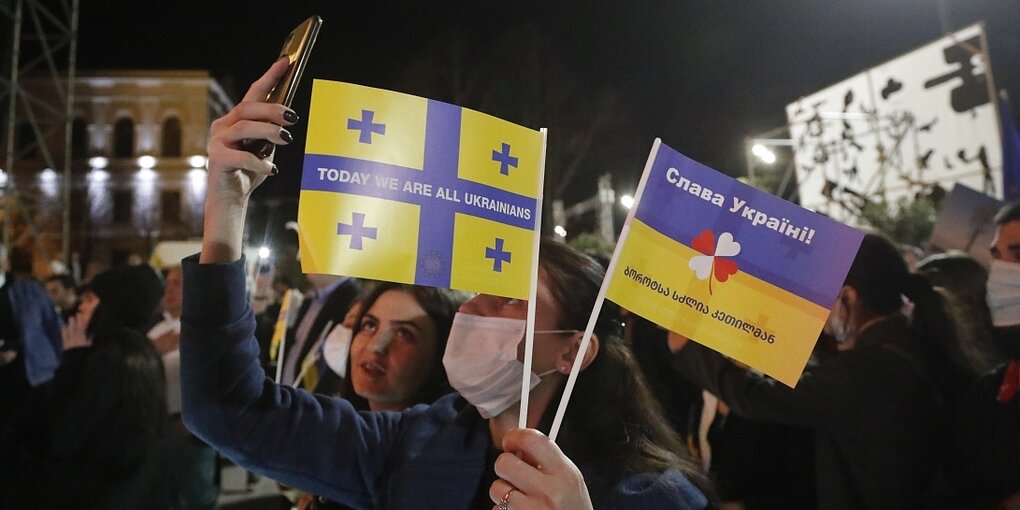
[1001,95,1020,201]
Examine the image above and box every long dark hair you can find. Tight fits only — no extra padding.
[535,238,715,501]
[340,283,466,410]
[917,252,1001,372]
[107,327,167,440]
[846,233,973,401]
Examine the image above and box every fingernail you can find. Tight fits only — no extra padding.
[280,129,293,144]
[283,110,299,124]
[276,55,289,64]
[270,164,279,176]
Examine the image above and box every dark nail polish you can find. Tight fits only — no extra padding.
[280,129,293,144]
[270,164,279,176]
[283,110,299,124]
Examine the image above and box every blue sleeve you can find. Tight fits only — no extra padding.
[179,254,401,509]
[606,469,708,509]
[8,279,62,386]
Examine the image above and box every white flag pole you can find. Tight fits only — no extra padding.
[519,127,548,430]
[549,138,661,441]
[274,330,288,385]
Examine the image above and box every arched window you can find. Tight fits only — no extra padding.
[161,117,182,157]
[71,118,88,159]
[113,117,134,158]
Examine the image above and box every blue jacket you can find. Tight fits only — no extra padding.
[6,277,62,386]
[180,255,707,509]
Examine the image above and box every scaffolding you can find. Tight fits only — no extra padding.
[0,0,79,267]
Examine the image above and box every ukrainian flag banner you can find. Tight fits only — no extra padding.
[298,80,545,299]
[607,139,864,387]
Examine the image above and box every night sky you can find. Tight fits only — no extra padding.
[76,0,1019,210]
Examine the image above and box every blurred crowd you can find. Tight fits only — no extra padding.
[0,199,1018,509]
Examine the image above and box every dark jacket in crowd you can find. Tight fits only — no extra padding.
[950,363,1020,506]
[22,327,167,509]
[673,315,942,509]
[17,265,167,509]
[180,255,708,510]
[0,274,64,509]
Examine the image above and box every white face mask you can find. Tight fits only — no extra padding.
[322,325,353,378]
[987,259,1020,327]
[829,294,855,344]
[442,313,567,419]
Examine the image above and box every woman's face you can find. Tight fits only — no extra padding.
[456,270,569,374]
[350,290,439,411]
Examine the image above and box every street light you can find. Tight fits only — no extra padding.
[752,144,777,165]
[88,156,108,169]
[554,225,567,237]
[258,246,271,260]
[620,194,634,209]
[188,155,207,169]
[137,155,157,169]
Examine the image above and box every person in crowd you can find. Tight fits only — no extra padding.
[44,273,78,322]
[626,315,814,509]
[900,243,924,272]
[304,283,464,510]
[148,265,218,510]
[338,282,464,411]
[0,245,64,509]
[181,58,712,509]
[951,200,1020,508]
[916,252,1002,373]
[671,232,952,509]
[21,264,167,509]
[280,271,361,389]
[273,274,294,298]
[313,300,364,396]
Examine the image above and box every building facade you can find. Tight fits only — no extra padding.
[2,70,233,275]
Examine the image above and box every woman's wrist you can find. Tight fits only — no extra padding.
[200,202,248,264]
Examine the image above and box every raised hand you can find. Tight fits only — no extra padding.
[201,57,298,264]
[62,313,92,351]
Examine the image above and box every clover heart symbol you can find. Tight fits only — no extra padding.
[688,229,741,294]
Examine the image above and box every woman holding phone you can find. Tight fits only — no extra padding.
[181,58,712,509]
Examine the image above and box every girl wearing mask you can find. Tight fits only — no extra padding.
[181,58,712,509]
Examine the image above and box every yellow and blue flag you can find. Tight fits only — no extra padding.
[606,140,864,387]
[298,80,545,299]
[269,289,302,363]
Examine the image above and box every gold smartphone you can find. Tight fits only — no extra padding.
[242,15,323,158]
